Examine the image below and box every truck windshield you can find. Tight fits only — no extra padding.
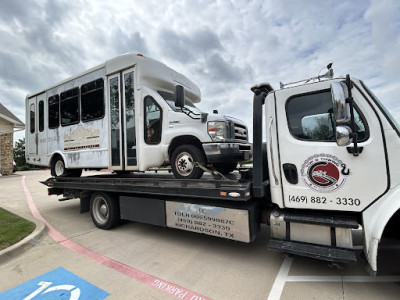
[158,91,202,115]
[360,81,400,136]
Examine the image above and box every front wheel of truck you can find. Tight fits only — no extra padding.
[90,192,120,230]
[171,145,205,179]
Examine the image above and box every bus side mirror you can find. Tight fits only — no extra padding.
[174,85,185,108]
[331,82,351,124]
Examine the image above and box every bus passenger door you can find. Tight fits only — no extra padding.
[122,68,137,170]
[107,67,138,171]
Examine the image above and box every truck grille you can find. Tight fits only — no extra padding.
[233,123,248,141]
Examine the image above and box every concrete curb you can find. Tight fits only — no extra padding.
[0,210,47,264]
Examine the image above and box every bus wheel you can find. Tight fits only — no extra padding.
[51,156,67,177]
[90,192,120,230]
[171,145,205,179]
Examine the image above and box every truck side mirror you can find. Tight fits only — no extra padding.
[336,125,353,146]
[330,82,351,124]
[174,85,185,108]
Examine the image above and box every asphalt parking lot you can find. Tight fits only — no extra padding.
[1,170,400,299]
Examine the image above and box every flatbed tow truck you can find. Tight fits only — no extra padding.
[40,67,400,274]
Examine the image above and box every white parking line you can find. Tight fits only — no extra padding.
[267,255,400,300]
[286,275,400,282]
[267,256,293,300]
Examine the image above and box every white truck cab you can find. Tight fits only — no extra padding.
[25,54,251,179]
[253,70,400,274]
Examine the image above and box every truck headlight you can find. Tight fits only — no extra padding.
[208,121,227,141]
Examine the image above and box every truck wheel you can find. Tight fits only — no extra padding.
[90,192,120,230]
[171,145,205,179]
[51,156,67,177]
[214,163,238,175]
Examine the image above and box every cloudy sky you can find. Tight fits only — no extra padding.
[1,0,399,143]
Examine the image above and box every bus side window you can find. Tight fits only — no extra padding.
[81,79,105,122]
[30,103,35,133]
[144,96,162,144]
[48,95,60,129]
[39,100,44,132]
[60,87,80,126]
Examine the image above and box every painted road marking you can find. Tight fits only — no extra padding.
[22,176,210,300]
[285,275,400,282]
[267,255,400,300]
[267,256,293,300]
[0,267,109,300]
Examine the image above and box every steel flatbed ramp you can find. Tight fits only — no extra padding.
[40,173,253,201]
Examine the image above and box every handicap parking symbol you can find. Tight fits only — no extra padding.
[0,267,109,299]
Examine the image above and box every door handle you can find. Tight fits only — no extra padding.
[268,118,279,185]
[283,163,298,184]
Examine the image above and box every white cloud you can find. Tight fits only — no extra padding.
[0,0,399,145]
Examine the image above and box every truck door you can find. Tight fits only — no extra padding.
[107,67,138,171]
[275,81,388,212]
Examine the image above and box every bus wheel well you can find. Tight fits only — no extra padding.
[168,136,205,159]
[383,209,400,240]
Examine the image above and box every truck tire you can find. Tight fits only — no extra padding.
[171,145,205,179]
[213,163,238,175]
[90,192,120,230]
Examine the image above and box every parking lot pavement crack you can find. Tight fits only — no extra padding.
[341,278,345,300]
[63,229,99,242]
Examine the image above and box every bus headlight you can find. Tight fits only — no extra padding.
[208,121,228,141]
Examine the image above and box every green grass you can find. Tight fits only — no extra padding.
[0,208,36,251]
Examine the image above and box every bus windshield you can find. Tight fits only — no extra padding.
[158,91,202,115]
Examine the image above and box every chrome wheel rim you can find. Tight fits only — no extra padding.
[93,196,109,225]
[175,152,194,176]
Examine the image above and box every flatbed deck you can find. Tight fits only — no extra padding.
[41,172,255,201]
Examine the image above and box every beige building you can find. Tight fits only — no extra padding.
[0,103,25,175]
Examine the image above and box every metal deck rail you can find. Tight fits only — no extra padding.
[41,173,253,201]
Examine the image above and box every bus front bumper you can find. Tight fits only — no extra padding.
[202,143,252,163]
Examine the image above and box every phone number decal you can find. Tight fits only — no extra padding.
[288,195,361,206]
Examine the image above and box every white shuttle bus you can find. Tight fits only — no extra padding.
[25,53,251,178]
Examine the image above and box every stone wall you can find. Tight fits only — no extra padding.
[0,132,14,175]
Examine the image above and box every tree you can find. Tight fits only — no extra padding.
[13,138,26,168]
[13,138,43,171]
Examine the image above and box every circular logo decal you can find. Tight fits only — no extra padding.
[300,154,350,193]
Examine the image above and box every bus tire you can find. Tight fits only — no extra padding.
[171,145,205,179]
[51,156,67,177]
[90,192,120,230]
